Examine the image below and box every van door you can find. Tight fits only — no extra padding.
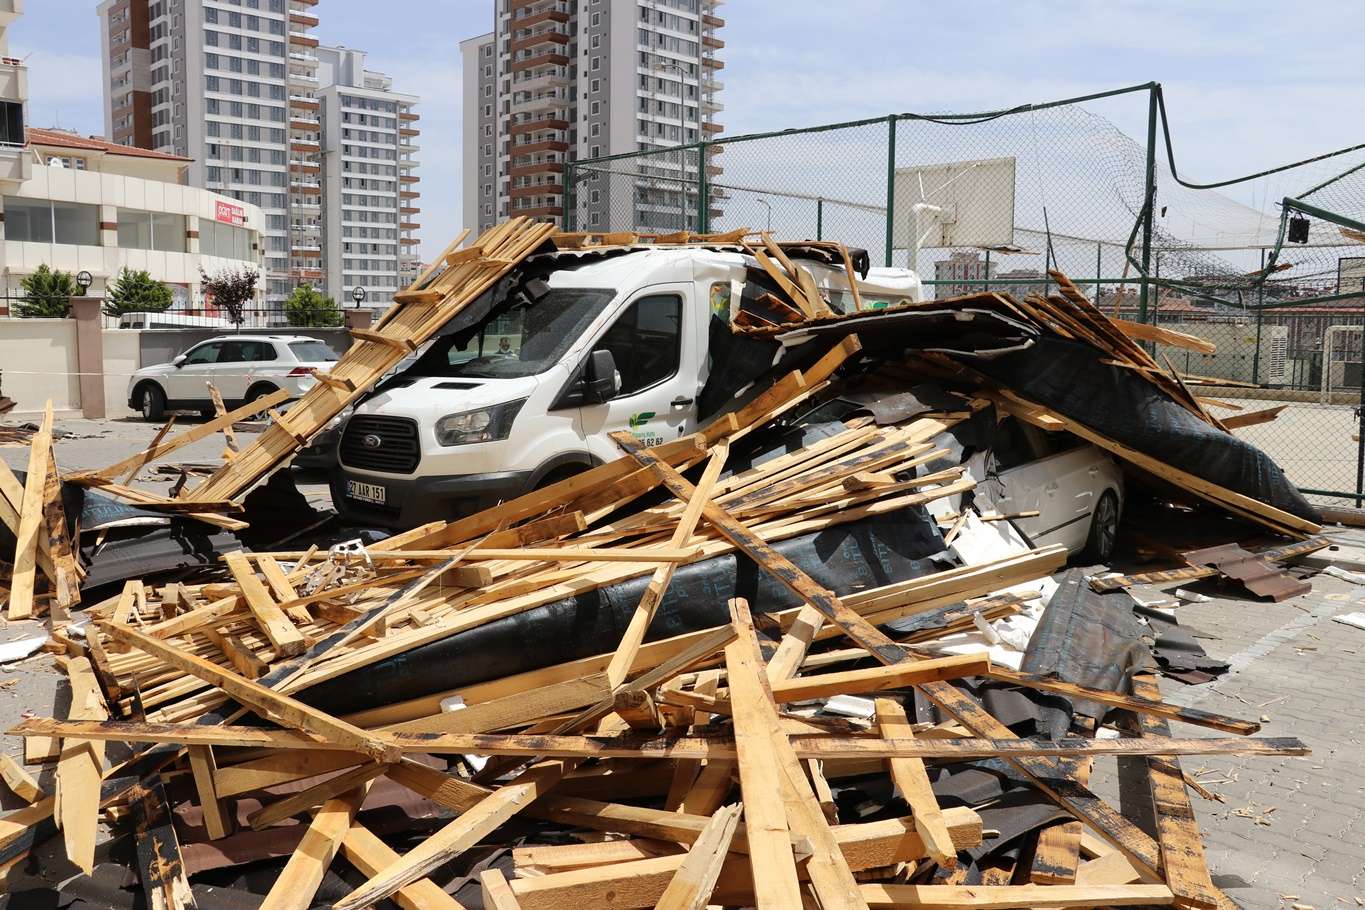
[578,285,698,459]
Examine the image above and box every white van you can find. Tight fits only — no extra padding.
[118,311,237,330]
[331,246,922,527]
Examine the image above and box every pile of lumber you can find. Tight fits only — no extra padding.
[0,221,1322,908]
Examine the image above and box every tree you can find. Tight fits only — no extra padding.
[200,267,259,326]
[284,284,344,327]
[102,268,174,318]
[15,264,76,318]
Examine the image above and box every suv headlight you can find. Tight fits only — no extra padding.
[435,399,526,446]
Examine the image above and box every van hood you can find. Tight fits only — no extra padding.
[352,374,541,420]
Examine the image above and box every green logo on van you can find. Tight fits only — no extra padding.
[628,411,656,429]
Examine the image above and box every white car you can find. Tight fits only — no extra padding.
[976,417,1124,562]
[127,334,340,421]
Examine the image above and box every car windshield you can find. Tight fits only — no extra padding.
[289,340,340,362]
[407,287,616,379]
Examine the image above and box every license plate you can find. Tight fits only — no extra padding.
[345,480,386,505]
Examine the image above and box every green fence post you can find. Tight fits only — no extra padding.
[983,250,991,292]
[816,197,824,241]
[697,142,709,234]
[884,114,896,268]
[1095,241,1103,303]
[563,160,575,231]
[1252,248,1265,384]
[1138,85,1159,324]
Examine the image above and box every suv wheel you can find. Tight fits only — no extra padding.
[139,384,167,422]
[246,383,279,406]
[1079,491,1119,564]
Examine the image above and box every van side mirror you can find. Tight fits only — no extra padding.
[172,354,187,368]
[584,349,619,403]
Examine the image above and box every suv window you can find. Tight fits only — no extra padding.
[182,342,221,365]
[595,293,681,397]
[288,340,339,362]
[218,340,276,363]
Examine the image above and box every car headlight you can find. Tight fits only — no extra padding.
[435,399,526,446]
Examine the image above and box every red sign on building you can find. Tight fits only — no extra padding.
[215,200,246,226]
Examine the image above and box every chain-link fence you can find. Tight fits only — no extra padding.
[565,83,1365,507]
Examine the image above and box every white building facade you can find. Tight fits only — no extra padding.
[315,45,420,311]
[461,0,725,236]
[1,130,264,312]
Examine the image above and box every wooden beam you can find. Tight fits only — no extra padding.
[224,552,306,657]
[96,622,398,763]
[858,883,1174,908]
[247,761,391,831]
[0,753,44,803]
[771,652,989,703]
[1112,318,1217,354]
[54,656,106,874]
[349,327,416,351]
[187,745,232,840]
[258,784,369,910]
[481,868,525,910]
[654,803,743,910]
[8,402,52,619]
[341,821,466,910]
[875,698,956,868]
[128,778,196,910]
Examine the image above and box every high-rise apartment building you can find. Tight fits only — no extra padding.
[315,45,419,310]
[461,0,725,236]
[98,1,419,310]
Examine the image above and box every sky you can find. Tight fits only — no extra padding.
[10,0,1363,264]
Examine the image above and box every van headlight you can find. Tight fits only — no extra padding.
[435,399,527,446]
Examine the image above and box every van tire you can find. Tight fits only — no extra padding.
[533,464,588,491]
[137,383,167,422]
[1079,490,1120,564]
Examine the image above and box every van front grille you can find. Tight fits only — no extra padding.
[339,415,421,474]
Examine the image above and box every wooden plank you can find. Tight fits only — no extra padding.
[187,745,232,840]
[1221,404,1287,430]
[128,778,197,910]
[206,382,238,454]
[224,551,306,657]
[332,759,570,910]
[1030,759,1090,885]
[875,697,956,868]
[858,883,1174,908]
[201,627,268,679]
[1112,318,1217,354]
[341,821,466,910]
[0,753,44,803]
[654,803,743,910]
[122,414,177,482]
[54,656,106,874]
[721,598,804,910]
[216,751,367,799]
[771,652,988,703]
[481,868,524,910]
[0,457,56,582]
[349,326,416,351]
[258,784,369,910]
[248,760,390,831]
[1133,674,1218,910]
[96,622,398,763]
[9,402,52,619]
[71,388,290,483]
[606,442,728,687]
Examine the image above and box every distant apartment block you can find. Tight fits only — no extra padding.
[933,250,996,299]
[315,45,419,310]
[97,0,420,310]
[461,0,725,236]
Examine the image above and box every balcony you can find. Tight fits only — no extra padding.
[509,160,563,179]
[702,13,725,27]
[288,69,319,88]
[507,116,569,137]
[400,205,420,215]
[290,9,319,27]
[290,114,320,131]
[509,0,564,12]
[702,56,723,70]
[0,141,31,184]
[0,56,27,102]
[398,156,420,169]
[509,52,569,74]
[400,221,420,231]
[289,30,319,48]
[290,138,321,153]
[399,110,419,122]
[512,7,570,28]
[511,91,570,115]
[400,189,419,200]
[510,203,562,219]
[400,126,420,138]
[400,173,419,184]
[289,94,321,111]
[702,122,723,134]
[290,180,322,196]
[509,181,562,199]
[702,79,723,92]
[293,245,322,258]
[509,29,570,55]
[509,139,569,157]
[702,97,724,112]
[290,158,321,174]
[702,34,724,49]
[400,236,420,246]
[289,266,324,280]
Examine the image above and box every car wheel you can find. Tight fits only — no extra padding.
[246,383,279,406]
[139,384,167,422]
[1079,490,1119,564]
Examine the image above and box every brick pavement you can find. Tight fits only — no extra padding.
[1090,562,1365,909]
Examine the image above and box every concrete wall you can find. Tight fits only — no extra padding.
[0,318,80,412]
[102,328,141,418]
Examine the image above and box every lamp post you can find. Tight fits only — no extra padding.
[755,197,772,232]
[351,286,367,308]
[76,270,94,296]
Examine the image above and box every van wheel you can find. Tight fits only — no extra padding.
[533,464,587,491]
[1079,491,1119,564]
[138,384,167,422]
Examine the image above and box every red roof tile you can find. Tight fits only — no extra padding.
[26,128,193,163]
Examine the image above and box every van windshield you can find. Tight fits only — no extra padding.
[407,287,615,379]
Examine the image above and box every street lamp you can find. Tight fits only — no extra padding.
[76,271,93,295]
[351,286,367,308]
[755,197,772,232]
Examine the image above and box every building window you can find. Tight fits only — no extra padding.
[0,101,24,146]
[3,197,99,246]
[117,210,187,253]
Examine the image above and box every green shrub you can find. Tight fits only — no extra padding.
[102,268,174,317]
[285,284,344,327]
[15,264,76,318]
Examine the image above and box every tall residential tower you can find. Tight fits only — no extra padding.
[98,0,419,309]
[461,0,724,236]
